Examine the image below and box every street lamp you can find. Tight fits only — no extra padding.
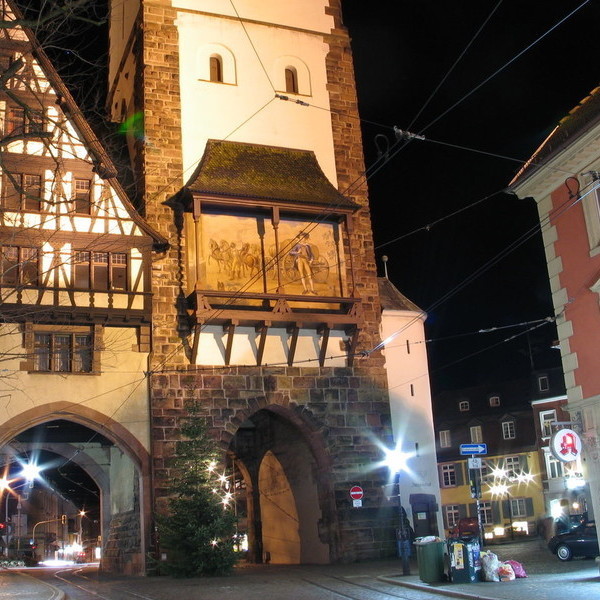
[384,445,413,576]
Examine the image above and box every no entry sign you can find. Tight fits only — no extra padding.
[349,485,364,500]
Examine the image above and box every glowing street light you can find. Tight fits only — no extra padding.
[384,444,413,576]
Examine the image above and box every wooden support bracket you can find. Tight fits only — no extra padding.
[286,324,300,366]
[223,322,237,366]
[255,321,270,366]
[317,324,331,367]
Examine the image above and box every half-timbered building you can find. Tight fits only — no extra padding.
[0,1,165,574]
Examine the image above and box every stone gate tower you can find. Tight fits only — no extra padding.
[107,0,397,564]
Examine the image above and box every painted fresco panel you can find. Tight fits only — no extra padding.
[201,213,345,297]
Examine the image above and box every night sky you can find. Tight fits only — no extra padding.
[341,0,600,392]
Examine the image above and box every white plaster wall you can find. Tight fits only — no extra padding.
[380,308,445,538]
[0,325,151,452]
[173,0,334,32]
[195,325,346,366]
[175,8,338,185]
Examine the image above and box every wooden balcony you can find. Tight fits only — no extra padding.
[189,289,363,366]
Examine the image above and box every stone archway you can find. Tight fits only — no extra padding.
[0,404,151,575]
[228,405,334,564]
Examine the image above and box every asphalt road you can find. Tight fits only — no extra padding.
[13,538,600,600]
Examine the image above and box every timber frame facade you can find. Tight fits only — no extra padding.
[0,0,166,575]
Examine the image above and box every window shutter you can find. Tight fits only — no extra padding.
[502,499,510,519]
[519,455,529,472]
[492,501,501,523]
[469,502,477,517]
[525,497,534,517]
[442,508,449,529]
[458,504,467,518]
[455,463,464,486]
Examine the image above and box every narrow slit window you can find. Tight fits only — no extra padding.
[285,67,298,94]
[209,55,223,82]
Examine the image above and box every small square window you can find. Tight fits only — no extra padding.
[489,396,500,407]
[538,376,549,392]
[459,400,470,412]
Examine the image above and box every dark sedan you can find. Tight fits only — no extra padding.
[548,523,599,561]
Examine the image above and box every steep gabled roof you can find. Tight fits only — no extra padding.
[377,277,423,313]
[2,0,167,247]
[510,85,600,188]
[186,139,358,211]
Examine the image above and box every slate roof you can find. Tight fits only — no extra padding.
[378,277,422,313]
[186,140,358,210]
[510,85,600,187]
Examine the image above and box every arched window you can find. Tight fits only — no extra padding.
[209,55,223,83]
[284,67,298,94]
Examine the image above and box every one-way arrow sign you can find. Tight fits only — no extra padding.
[459,443,488,455]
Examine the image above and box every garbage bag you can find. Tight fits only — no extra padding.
[498,562,516,581]
[505,560,527,578]
[481,552,500,582]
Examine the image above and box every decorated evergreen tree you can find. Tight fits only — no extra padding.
[157,403,238,576]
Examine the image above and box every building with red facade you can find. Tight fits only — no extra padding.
[509,86,600,530]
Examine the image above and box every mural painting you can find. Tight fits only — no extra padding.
[202,214,345,297]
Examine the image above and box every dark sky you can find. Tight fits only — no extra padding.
[341,0,600,392]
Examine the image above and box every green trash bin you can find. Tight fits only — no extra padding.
[415,540,445,583]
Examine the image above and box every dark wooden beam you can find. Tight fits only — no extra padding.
[255,321,270,366]
[223,322,237,366]
[317,324,331,367]
[345,327,359,366]
[286,324,300,366]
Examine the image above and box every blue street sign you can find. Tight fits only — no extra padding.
[459,443,488,455]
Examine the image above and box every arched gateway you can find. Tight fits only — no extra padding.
[0,404,151,574]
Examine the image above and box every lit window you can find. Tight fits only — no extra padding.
[1,245,39,286]
[540,410,556,438]
[441,464,456,487]
[34,332,93,373]
[480,501,493,525]
[504,456,520,478]
[439,430,451,448]
[444,504,460,528]
[209,55,223,82]
[546,453,564,479]
[470,425,483,443]
[73,251,128,290]
[459,400,470,412]
[284,67,298,94]
[502,420,515,440]
[489,396,500,407]
[509,498,527,518]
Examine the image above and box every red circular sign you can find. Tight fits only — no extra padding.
[350,486,364,500]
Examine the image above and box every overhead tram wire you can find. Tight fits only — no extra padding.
[417,0,592,136]
[366,179,600,356]
[406,0,504,131]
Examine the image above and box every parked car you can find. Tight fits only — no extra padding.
[548,522,599,561]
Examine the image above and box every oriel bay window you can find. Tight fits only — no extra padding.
[1,245,39,285]
[33,331,93,373]
[73,251,128,290]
